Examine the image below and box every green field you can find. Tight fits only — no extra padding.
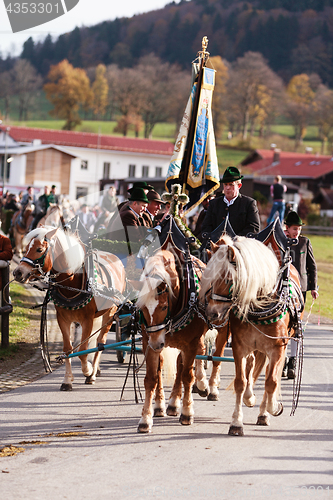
[304,236,333,321]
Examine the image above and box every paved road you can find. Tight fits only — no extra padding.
[0,322,332,500]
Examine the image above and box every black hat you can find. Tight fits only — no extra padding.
[147,190,165,204]
[222,166,243,183]
[128,187,149,203]
[285,211,304,226]
[128,181,154,194]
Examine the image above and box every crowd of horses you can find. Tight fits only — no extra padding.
[12,214,303,437]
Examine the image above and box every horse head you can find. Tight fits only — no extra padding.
[137,250,179,352]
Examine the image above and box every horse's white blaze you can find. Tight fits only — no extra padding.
[146,295,159,323]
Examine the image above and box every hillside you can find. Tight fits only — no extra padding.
[1,0,331,85]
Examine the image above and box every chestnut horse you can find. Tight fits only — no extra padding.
[200,235,303,436]
[12,200,34,257]
[136,248,209,433]
[13,226,126,390]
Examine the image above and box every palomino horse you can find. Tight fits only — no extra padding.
[13,226,126,390]
[12,201,35,257]
[200,234,303,436]
[136,248,209,433]
[37,204,65,228]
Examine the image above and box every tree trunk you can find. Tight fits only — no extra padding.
[242,109,249,140]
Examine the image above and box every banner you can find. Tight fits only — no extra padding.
[166,66,220,213]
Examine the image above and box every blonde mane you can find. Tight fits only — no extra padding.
[202,235,280,319]
[137,250,175,309]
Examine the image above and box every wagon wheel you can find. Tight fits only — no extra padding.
[40,301,52,373]
[116,319,127,364]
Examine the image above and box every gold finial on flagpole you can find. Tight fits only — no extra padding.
[199,36,210,62]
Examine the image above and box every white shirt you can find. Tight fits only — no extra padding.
[223,195,238,207]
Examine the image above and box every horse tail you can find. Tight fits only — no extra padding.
[162,347,179,386]
[252,350,267,384]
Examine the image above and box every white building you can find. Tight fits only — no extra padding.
[0,126,174,201]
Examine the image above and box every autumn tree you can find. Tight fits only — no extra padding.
[209,56,229,139]
[44,60,93,130]
[92,64,109,119]
[12,59,42,120]
[313,84,333,154]
[226,52,283,141]
[285,73,315,149]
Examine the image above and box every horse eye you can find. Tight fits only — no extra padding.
[161,305,168,311]
[36,248,43,253]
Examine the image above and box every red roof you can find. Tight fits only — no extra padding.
[245,149,333,178]
[0,125,174,156]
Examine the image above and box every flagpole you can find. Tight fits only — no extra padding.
[181,37,210,195]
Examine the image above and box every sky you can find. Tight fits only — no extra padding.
[0,0,177,57]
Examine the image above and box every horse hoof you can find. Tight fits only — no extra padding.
[192,384,209,398]
[137,424,151,433]
[273,402,283,417]
[228,425,244,436]
[154,408,166,418]
[256,415,270,426]
[179,414,193,425]
[96,369,101,377]
[85,376,95,385]
[207,393,219,401]
[166,405,179,417]
[60,383,72,391]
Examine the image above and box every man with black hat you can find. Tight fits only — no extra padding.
[201,166,260,236]
[283,210,319,379]
[142,190,164,228]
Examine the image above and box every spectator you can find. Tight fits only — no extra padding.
[31,185,54,230]
[21,186,37,208]
[51,185,59,204]
[77,204,97,233]
[101,185,119,215]
[4,193,20,212]
[267,175,287,225]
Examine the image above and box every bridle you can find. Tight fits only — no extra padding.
[20,237,52,275]
[140,274,172,334]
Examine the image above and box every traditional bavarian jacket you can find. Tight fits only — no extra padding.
[290,235,317,292]
[201,194,260,236]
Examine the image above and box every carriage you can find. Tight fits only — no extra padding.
[13,198,304,436]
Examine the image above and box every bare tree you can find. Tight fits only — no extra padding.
[0,71,13,119]
[226,52,283,141]
[12,59,42,120]
[313,84,333,154]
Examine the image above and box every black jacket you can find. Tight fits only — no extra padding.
[201,194,260,236]
[290,235,317,292]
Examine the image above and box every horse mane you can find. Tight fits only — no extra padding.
[137,250,175,309]
[202,235,280,319]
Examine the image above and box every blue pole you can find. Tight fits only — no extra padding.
[63,339,234,362]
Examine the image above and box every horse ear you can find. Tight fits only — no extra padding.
[210,241,219,254]
[45,227,59,241]
[216,236,228,246]
[227,245,236,263]
[206,249,212,260]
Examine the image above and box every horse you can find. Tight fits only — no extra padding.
[37,204,65,228]
[136,247,209,433]
[11,200,35,257]
[13,226,127,391]
[200,234,303,436]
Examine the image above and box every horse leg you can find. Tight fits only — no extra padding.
[229,342,247,436]
[257,347,285,426]
[56,314,75,391]
[138,340,162,433]
[208,324,229,401]
[167,352,183,417]
[154,353,166,417]
[179,349,197,425]
[243,352,256,408]
[193,334,209,398]
[77,316,94,381]
[86,308,116,384]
